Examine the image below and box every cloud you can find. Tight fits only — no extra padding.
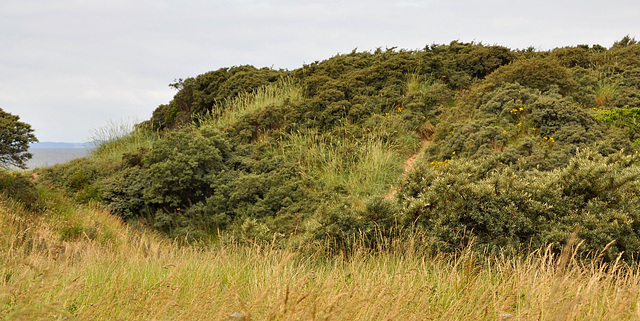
[0,0,638,141]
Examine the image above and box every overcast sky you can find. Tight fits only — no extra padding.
[1,0,638,142]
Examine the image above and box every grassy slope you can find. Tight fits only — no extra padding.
[2,191,640,320]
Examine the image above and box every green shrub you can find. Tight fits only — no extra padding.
[99,166,148,220]
[0,170,41,210]
[96,124,313,239]
[427,83,625,170]
[143,126,229,210]
[396,150,640,261]
[38,158,112,203]
[483,56,577,95]
[151,66,286,130]
[455,44,515,78]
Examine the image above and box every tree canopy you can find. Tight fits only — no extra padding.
[0,108,38,169]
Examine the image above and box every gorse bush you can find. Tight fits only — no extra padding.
[151,66,285,130]
[97,124,311,240]
[483,56,577,95]
[396,150,640,261]
[428,83,629,170]
[39,158,113,204]
[0,170,41,210]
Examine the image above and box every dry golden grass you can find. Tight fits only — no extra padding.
[2,192,640,320]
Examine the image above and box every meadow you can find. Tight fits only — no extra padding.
[2,190,640,320]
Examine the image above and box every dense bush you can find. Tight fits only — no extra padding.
[151,66,285,130]
[483,56,577,95]
[0,170,41,210]
[427,83,630,170]
[39,158,113,203]
[97,125,311,239]
[396,150,640,261]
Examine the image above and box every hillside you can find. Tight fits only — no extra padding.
[34,37,640,260]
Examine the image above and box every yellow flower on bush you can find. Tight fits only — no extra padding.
[430,160,450,169]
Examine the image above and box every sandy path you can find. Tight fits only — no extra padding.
[384,138,430,200]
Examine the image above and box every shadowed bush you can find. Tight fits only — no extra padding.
[0,170,41,211]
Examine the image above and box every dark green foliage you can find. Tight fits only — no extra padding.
[397,150,640,261]
[152,66,285,130]
[96,125,310,238]
[454,43,515,78]
[310,196,403,251]
[611,35,637,49]
[39,158,113,204]
[0,170,41,210]
[611,67,640,108]
[0,108,38,169]
[143,126,228,209]
[484,56,577,95]
[427,83,626,171]
[551,45,599,69]
[99,166,147,220]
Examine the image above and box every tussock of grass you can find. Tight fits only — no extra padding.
[284,126,405,197]
[89,120,160,163]
[2,192,640,320]
[205,76,303,128]
[406,72,431,95]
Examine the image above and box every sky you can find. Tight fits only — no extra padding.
[1,0,638,143]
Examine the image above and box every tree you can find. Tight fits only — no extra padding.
[0,108,38,169]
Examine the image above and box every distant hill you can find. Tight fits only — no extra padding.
[30,142,94,149]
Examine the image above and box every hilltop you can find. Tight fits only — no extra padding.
[30,36,640,260]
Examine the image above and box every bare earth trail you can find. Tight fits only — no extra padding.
[384,137,431,200]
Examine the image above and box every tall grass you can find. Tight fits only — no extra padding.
[203,76,303,128]
[594,79,619,107]
[283,125,407,197]
[406,72,431,95]
[89,118,160,163]
[3,191,640,320]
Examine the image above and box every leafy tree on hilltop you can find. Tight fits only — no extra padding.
[0,108,38,169]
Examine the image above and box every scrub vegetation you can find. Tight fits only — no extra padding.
[3,36,640,319]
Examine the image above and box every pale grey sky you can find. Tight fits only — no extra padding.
[1,0,638,142]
